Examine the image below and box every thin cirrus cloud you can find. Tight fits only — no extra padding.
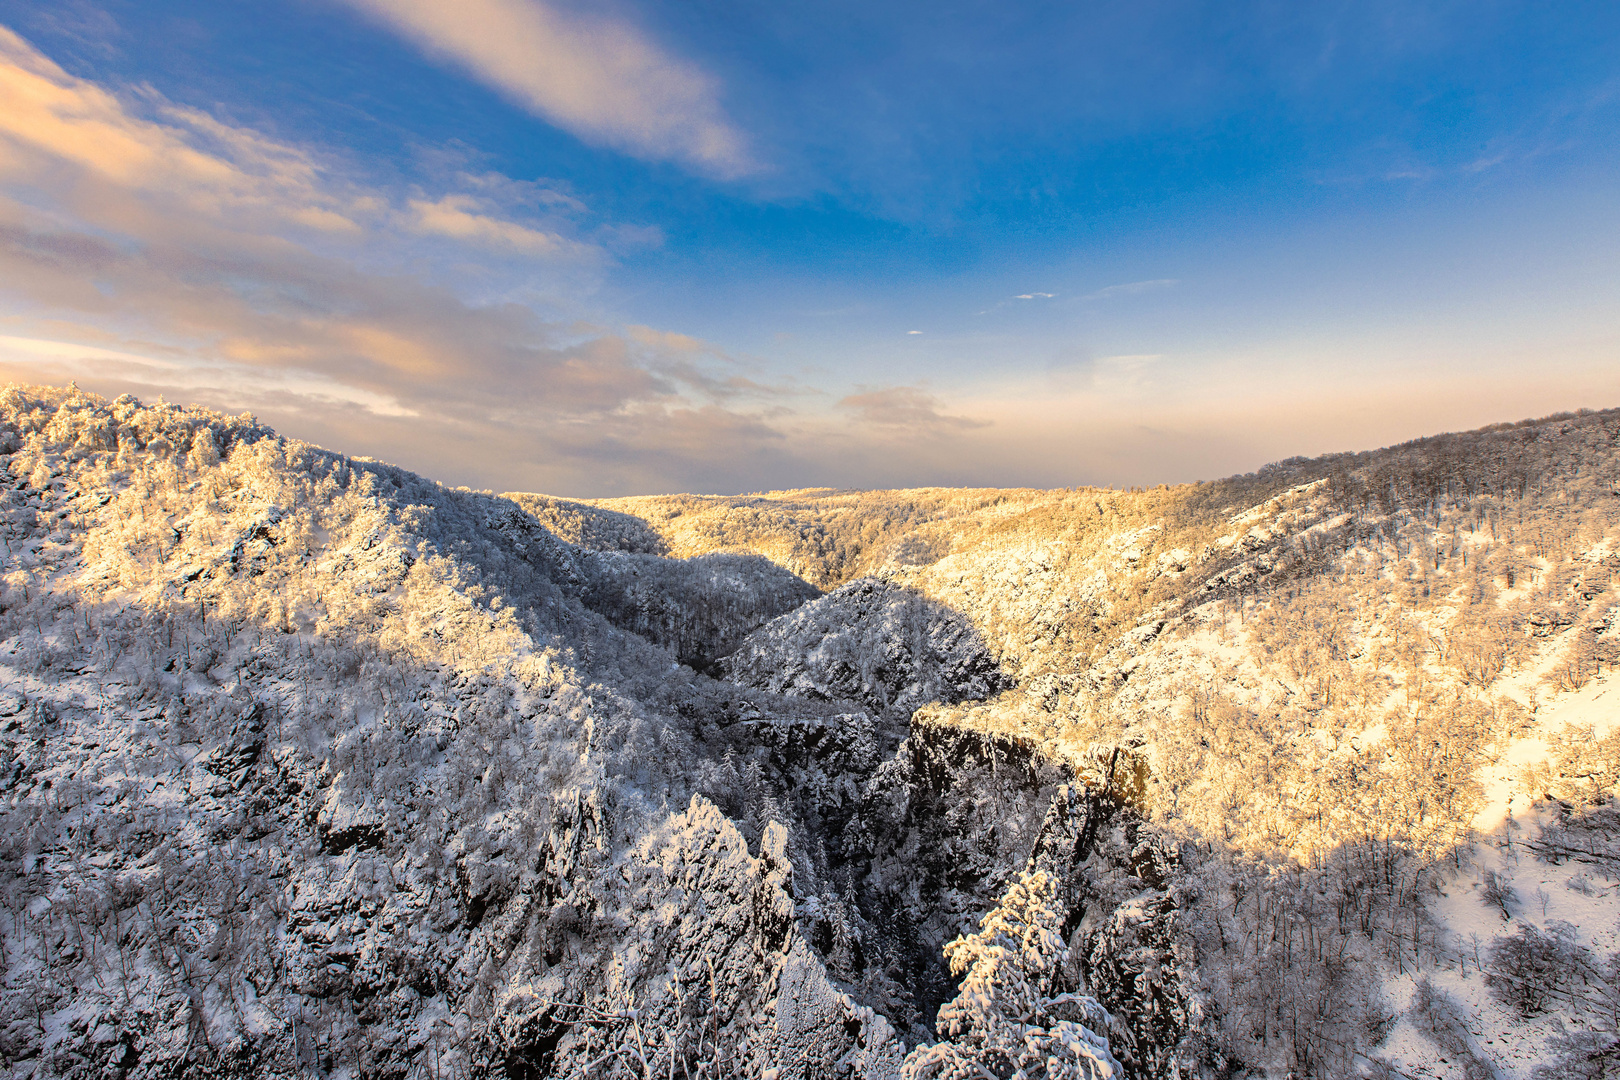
[624,324,801,402]
[1082,279,1178,300]
[405,193,593,256]
[338,0,757,179]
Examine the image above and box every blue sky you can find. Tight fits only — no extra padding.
[0,0,1616,494]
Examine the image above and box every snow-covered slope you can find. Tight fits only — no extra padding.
[4,385,1618,1080]
[0,386,1131,1080]
[497,493,669,556]
[529,408,1620,1078]
[722,577,1007,721]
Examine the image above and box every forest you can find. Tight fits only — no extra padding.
[0,385,1616,1080]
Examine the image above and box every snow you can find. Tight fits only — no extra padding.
[3,385,1619,1079]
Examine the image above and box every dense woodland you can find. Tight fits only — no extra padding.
[0,386,1616,1079]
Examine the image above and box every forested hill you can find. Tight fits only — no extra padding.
[530,406,1620,592]
[539,406,1620,1077]
[3,384,1618,1080]
[520,407,1620,689]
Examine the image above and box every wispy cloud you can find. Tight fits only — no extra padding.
[1044,347,1162,395]
[624,324,802,403]
[1463,152,1510,174]
[978,291,1056,314]
[1091,353,1162,393]
[1082,278,1178,300]
[338,0,756,178]
[0,334,421,417]
[404,193,595,257]
[837,385,989,434]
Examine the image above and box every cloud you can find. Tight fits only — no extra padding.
[626,325,708,355]
[0,28,370,237]
[405,193,592,256]
[0,27,801,495]
[338,0,756,178]
[22,27,1543,500]
[624,324,802,403]
[0,334,420,417]
[599,222,665,250]
[837,385,990,434]
[1090,353,1161,394]
[449,168,589,214]
[1082,278,1178,300]
[907,330,922,335]
[977,292,1055,315]
[1043,347,1160,394]
[1464,152,1509,174]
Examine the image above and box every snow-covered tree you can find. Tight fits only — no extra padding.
[903,871,1122,1080]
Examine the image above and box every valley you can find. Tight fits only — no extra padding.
[1,385,1616,1079]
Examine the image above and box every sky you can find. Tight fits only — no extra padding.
[0,0,1616,496]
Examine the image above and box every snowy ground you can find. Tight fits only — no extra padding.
[1380,670,1620,1079]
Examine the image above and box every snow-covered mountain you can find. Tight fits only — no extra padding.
[2,385,1616,1079]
